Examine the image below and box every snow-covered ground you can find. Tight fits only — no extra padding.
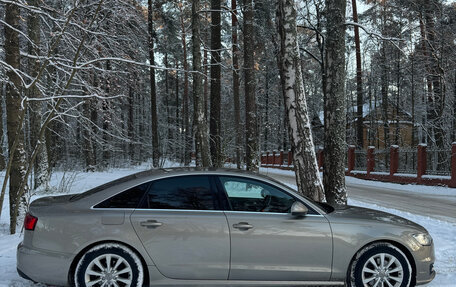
[0,166,454,286]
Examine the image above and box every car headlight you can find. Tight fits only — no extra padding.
[413,233,433,246]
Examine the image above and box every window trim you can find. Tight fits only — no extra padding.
[215,175,321,215]
[89,173,326,215]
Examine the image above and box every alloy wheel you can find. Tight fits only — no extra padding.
[361,253,404,287]
[84,254,133,287]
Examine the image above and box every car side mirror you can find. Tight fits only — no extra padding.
[291,201,308,218]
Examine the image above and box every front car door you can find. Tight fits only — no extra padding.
[130,175,230,280]
[218,176,333,281]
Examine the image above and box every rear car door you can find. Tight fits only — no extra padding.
[130,175,230,280]
[218,176,333,281]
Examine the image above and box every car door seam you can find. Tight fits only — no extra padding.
[222,211,232,280]
[326,217,335,281]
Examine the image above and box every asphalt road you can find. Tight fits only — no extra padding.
[262,171,456,223]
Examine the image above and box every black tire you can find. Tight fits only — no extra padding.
[74,243,144,287]
[347,243,413,287]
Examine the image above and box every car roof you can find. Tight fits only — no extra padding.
[71,167,264,202]
[129,166,261,180]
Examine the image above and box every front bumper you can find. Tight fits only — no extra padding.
[413,243,436,285]
[17,242,73,286]
[416,267,435,285]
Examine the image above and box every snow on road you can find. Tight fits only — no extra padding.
[261,167,456,197]
[0,166,455,286]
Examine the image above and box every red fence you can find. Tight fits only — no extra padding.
[260,143,456,188]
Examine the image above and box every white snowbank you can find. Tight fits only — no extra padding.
[346,176,456,197]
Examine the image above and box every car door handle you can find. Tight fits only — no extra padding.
[233,222,253,230]
[140,220,163,228]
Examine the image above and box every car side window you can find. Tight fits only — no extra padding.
[141,175,218,210]
[219,176,296,213]
[94,182,150,209]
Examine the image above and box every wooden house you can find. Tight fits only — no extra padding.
[352,101,414,150]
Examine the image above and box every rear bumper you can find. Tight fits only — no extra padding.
[17,242,72,286]
[17,267,36,282]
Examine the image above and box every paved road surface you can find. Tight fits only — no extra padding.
[262,171,456,223]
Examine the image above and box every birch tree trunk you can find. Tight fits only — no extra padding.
[209,0,222,167]
[192,0,211,167]
[277,0,324,202]
[232,0,242,169]
[323,0,347,206]
[243,0,258,171]
[148,0,160,168]
[5,0,27,233]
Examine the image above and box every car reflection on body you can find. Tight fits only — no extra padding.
[17,168,435,287]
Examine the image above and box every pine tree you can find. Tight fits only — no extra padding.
[192,0,211,167]
[4,0,28,234]
[232,0,242,169]
[148,0,160,168]
[27,0,49,189]
[243,0,258,171]
[0,82,5,170]
[210,0,222,167]
[323,0,347,206]
[352,0,364,148]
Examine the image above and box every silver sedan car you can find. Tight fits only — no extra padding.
[17,168,435,287]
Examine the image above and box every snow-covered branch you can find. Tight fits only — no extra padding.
[345,21,405,42]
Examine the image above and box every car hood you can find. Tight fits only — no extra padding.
[329,205,427,231]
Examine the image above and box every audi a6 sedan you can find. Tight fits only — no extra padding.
[17,168,435,287]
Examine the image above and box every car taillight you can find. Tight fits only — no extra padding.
[24,213,38,231]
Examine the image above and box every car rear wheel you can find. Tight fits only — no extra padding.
[74,243,144,287]
[348,243,412,287]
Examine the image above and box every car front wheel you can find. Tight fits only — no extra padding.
[348,243,412,287]
[74,243,144,287]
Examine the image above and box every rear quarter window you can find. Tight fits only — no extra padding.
[94,182,150,209]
